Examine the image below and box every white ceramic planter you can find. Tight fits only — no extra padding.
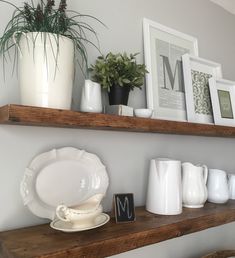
[17,32,74,109]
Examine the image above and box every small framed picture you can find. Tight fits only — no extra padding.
[209,78,235,126]
[182,54,222,124]
[143,18,199,122]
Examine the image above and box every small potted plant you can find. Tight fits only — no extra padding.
[89,52,148,106]
[0,0,103,109]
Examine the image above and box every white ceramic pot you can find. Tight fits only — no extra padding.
[146,158,182,215]
[16,32,74,109]
[80,80,103,113]
[182,162,208,208]
[207,169,229,204]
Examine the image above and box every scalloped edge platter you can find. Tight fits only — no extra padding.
[20,147,109,220]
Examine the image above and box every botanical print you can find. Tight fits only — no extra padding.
[217,90,234,119]
[191,70,212,115]
[156,39,188,111]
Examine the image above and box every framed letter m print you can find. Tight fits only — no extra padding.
[143,18,198,121]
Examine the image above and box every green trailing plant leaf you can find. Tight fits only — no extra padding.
[0,0,105,77]
[89,52,148,92]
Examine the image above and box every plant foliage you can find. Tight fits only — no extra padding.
[89,52,148,92]
[0,0,104,75]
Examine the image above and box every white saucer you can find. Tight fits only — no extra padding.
[50,213,110,233]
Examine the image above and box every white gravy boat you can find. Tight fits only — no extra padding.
[56,194,104,228]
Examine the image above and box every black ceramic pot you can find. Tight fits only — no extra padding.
[108,84,130,105]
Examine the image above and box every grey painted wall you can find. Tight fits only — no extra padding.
[0,0,235,257]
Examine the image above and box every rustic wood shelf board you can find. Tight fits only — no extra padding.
[0,104,235,137]
[1,202,235,258]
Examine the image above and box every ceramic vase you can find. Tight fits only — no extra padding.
[16,32,74,109]
[80,80,103,113]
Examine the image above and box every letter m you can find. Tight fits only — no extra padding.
[160,55,185,92]
[117,197,132,219]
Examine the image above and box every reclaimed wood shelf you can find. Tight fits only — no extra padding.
[0,202,235,258]
[1,104,235,137]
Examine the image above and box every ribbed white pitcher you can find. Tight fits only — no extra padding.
[182,163,208,208]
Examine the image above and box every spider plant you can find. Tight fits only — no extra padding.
[0,0,104,76]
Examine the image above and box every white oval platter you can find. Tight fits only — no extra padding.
[20,147,109,220]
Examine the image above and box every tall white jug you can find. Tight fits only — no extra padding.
[146,158,182,215]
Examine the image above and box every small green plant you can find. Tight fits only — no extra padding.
[0,0,104,75]
[89,52,148,92]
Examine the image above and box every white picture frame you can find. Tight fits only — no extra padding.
[209,78,235,126]
[182,54,222,124]
[143,18,199,121]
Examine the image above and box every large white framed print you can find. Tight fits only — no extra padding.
[143,18,198,121]
[182,54,222,124]
[209,78,235,126]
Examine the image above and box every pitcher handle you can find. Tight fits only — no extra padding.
[56,205,70,222]
[202,165,208,184]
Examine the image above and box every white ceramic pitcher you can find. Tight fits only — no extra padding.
[228,174,235,200]
[146,158,182,215]
[80,79,102,113]
[207,169,229,204]
[182,163,208,208]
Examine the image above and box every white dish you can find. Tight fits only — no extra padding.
[56,203,103,227]
[50,213,110,232]
[20,147,109,220]
[134,109,153,118]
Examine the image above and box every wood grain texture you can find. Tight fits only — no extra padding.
[202,250,235,258]
[1,201,235,258]
[1,104,235,137]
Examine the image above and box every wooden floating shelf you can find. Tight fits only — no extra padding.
[0,201,235,258]
[1,104,235,137]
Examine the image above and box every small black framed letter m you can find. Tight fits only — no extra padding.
[113,193,136,223]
